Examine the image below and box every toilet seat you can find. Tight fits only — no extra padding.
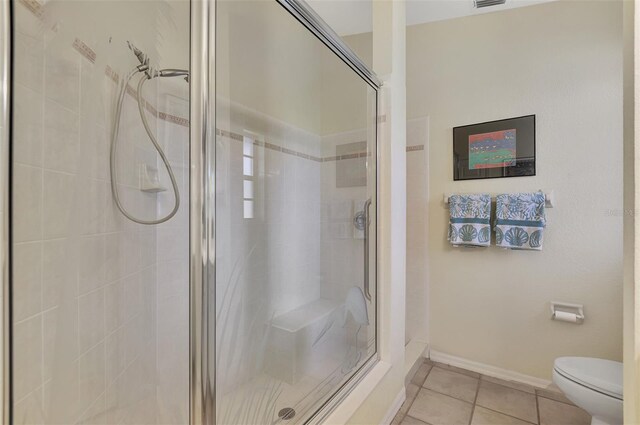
[553,357,623,401]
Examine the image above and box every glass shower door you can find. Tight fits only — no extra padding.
[9,1,191,423]
[215,1,378,423]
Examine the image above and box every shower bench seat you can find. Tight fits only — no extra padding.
[266,299,343,385]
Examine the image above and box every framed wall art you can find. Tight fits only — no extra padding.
[453,115,535,180]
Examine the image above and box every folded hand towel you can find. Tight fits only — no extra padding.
[448,194,491,247]
[495,191,546,250]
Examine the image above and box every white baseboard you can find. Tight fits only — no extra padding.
[382,388,406,425]
[429,350,552,389]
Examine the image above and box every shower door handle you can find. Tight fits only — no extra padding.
[363,198,372,301]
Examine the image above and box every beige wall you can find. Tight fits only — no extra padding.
[623,0,638,421]
[405,118,429,345]
[408,0,623,380]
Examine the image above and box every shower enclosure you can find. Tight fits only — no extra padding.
[2,0,380,423]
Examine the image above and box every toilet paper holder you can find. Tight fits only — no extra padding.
[550,301,584,324]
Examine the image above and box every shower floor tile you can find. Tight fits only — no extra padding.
[392,360,592,425]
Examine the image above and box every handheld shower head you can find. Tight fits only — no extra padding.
[127,41,148,67]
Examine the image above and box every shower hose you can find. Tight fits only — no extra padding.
[110,66,186,225]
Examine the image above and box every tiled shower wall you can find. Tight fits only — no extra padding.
[319,130,369,309]
[215,101,323,393]
[12,1,189,423]
[155,93,189,424]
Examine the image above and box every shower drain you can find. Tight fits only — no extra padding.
[278,407,296,420]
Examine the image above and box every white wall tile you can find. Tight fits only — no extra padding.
[78,289,105,354]
[13,164,42,243]
[105,280,125,334]
[42,238,75,310]
[42,171,75,239]
[14,387,45,425]
[43,99,79,174]
[14,315,43,401]
[121,229,140,277]
[79,178,107,235]
[123,273,141,324]
[104,233,123,283]
[14,84,43,167]
[106,327,125,386]
[78,235,106,295]
[45,49,80,112]
[13,242,42,322]
[43,307,78,383]
[78,342,105,415]
[14,32,44,93]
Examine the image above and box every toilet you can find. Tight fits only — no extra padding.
[552,357,623,425]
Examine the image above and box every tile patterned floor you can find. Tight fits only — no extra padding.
[391,359,592,425]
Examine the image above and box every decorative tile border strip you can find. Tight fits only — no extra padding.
[322,152,370,161]
[159,112,189,128]
[406,145,424,152]
[19,0,43,17]
[105,65,119,84]
[216,128,374,163]
[264,141,281,152]
[216,128,322,161]
[73,38,96,63]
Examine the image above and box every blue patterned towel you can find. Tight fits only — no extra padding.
[495,192,546,250]
[448,194,491,247]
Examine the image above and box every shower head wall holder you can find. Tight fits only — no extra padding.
[139,163,167,193]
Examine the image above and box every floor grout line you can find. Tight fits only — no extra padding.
[404,414,433,425]
[475,404,538,425]
[468,376,481,425]
[535,391,576,407]
[418,386,474,406]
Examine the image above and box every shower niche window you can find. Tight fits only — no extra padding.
[243,137,257,219]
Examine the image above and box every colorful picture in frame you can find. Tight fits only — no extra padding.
[453,115,535,180]
[468,129,516,170]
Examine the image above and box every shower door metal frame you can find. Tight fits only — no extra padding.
[1,0,10,423]
[274,1,383,423]
[1,0,381,422]
[190,0,216,424]
[276,0,381,88]
[193,0,383,423]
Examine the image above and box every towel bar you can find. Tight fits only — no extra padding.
[443,190,555,208]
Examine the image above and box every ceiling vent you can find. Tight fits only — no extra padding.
[474,0,506,8]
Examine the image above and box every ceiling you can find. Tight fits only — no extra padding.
[306,0,557,36]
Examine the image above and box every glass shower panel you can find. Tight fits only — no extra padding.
[10,1,190,423]
[216,1,377,423]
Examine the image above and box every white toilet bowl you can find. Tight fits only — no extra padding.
[552,357,623,425]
